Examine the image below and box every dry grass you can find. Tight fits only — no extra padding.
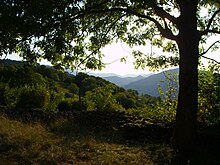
[0,113,173,165]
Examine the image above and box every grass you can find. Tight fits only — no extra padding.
[1,108,220,165]
[0,112,173,165]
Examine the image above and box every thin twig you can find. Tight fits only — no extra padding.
[201,55,220,64]
[199,40,220,57]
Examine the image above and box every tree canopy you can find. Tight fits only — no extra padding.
[1,0,219,68]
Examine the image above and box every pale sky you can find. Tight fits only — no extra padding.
[94,43,152,76]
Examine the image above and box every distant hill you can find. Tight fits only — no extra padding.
[101,75,145,87]
[67,70,126,78]
[123,68,179,97]
[67,70,153,86]
[1,59,23,65]
[88,72,120,78]
[1,59,42,66]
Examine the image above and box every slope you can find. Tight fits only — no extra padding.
[102,75,145,87]
[123,68,179,97]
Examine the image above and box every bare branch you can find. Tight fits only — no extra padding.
[201,55,220,64]
[199,40,220,57]
[206,8,220,31]
[205,30,220,35]
[103,56,127,65]
[200,8,220,36]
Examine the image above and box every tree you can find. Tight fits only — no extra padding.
[74,72,89,110]
[1,0,220,163]
[115,91,137,109]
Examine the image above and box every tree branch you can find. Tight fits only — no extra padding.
[200,8,220,36]
[153,5,179,26]
[205,30,220,35]
[0,53,8,63]
[199,40,220,57]
[94,8,177,41]
[201,55,220,64]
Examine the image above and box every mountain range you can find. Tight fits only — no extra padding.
[100,75,147,87]
[101,68,179,97]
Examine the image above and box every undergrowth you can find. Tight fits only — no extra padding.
[1,109,220,165]
[0,112,173,165]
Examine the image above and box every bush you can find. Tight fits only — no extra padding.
[0,82,17,107]
[85,84,124,112]
[127,100,177,125]
[16,85,50,110]
[45,90,65,112]
[57,100,71,111]
[57,97,85,111]
[57,99,73,111]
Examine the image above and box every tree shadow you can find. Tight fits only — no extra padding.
[191,124,220,165]
[49,110,175,164]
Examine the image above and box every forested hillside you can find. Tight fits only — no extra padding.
[0,60,158,112]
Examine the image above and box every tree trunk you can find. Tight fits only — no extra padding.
[173,1,200,164]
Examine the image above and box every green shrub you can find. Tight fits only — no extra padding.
[16,85,50,110]
[85,84,124,112]
[57,97,86,112]
[127,100,177,125]
[45,90,65,112]
[0,82,17,107]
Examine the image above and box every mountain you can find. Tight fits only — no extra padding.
[66,69,122,77]
[1,59,23,65]
[102,75,145,87]
[123,68,179,97]
[88,72,152,78]
[67,70,153,86]
[88,72,120,78]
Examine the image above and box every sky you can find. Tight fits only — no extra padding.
[6,37,220,76]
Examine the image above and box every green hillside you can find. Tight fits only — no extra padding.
[0,60,158,112]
